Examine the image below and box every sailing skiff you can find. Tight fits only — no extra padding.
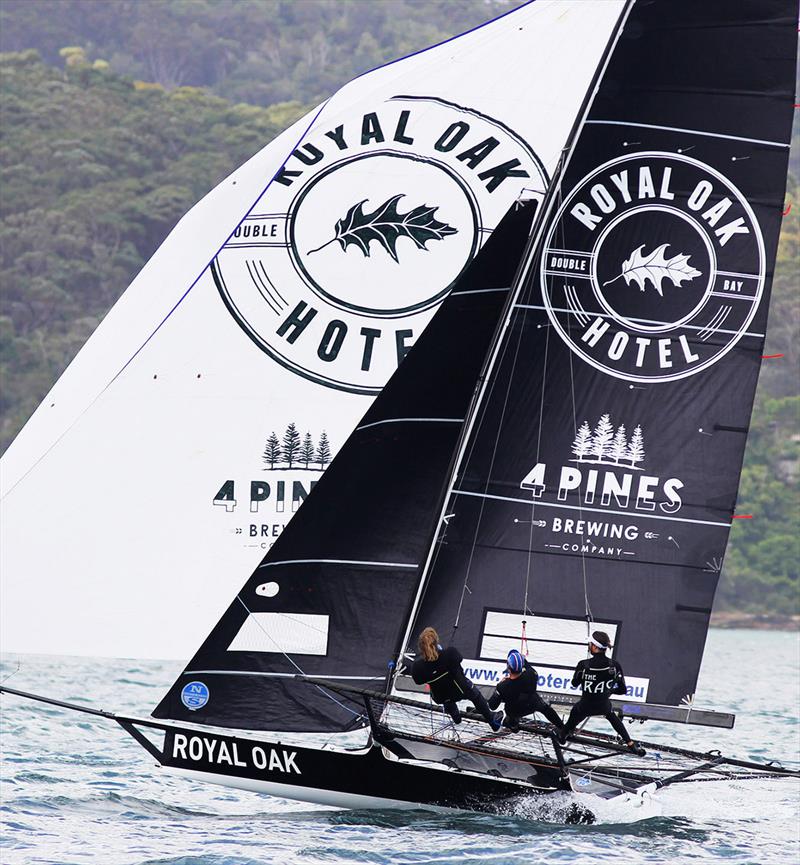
[2,0,799,822]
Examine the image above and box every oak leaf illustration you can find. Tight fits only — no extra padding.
[603,243,702,296]
[308,194,457,262]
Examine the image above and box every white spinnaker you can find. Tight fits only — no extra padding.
[0,0,625,658]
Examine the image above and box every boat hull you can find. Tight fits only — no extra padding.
[159,726,574,815]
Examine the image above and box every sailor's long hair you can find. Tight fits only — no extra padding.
[418,627,440,662]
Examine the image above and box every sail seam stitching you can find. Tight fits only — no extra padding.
[258,558,418,569]
[449,287,511,296]
[356,418,463,431]
[586,120,790,149]
[452,489,731,528]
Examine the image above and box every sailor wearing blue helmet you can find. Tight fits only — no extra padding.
[488,649,564,733]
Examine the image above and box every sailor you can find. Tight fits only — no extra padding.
[411,627,502,731]
[487,649,565,733]
[558,631,645,756]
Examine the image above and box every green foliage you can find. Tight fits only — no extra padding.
[0,1,798,615]
[718,165,800,614]
[0,0,520,105]
[0,50,307,447]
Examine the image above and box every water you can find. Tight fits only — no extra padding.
[1,630,798,864]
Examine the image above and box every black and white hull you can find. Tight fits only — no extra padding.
[157,725,571,815]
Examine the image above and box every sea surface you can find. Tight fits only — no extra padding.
[1,629,798,865]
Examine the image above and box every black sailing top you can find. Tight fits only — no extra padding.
[411,647,471,703]
[488,661,540,715]
[571,653,627,706]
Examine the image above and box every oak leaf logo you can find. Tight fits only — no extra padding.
[603,243,702,296]
[308,194,457,262]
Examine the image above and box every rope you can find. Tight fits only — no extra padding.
[522,321,551,622]
[452,298,529,633]
[555,182,594,634]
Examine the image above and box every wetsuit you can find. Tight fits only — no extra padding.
[561,652,632,742]
[411,646,496,725]
[488,660,563,730]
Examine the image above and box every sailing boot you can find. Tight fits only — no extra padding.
[443,701,462,725]
[626,741,646,757]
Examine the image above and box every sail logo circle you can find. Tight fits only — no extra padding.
[540,152,765,382]
[181,681,210,710]
[213,98,545,394]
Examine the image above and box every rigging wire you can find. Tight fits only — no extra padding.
[234,595,363,721]
[452,295,530,634]
[523,321,551,620]
[558,180,594,632]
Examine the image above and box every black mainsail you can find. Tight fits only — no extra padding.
[402,0,798,709]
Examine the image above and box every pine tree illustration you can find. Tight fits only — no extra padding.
[316,431,331,469]
[262,432,282,470]
[609,424,628,465]
[283,423,301,468]
[571,421,593,461]
[627,425,645,469]
[590,414,614,463]
[301,432,314,469]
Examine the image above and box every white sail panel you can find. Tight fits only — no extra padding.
[0,0,625,659]
[228,613,330,655]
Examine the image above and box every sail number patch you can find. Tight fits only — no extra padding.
[541,152,765,383]
[171,733,301,775]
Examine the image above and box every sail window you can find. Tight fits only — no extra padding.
[227,613,329,655]
[480,612,618,671]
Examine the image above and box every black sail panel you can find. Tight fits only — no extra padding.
[407,0,797,708]
[153,201,537,731]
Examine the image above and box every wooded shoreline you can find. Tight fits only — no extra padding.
[710,612,800,631]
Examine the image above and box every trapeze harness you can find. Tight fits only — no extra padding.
[562,651,632,742]
[488,660,563,730]
[411,646,496,725]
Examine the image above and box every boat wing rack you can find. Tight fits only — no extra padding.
[301,676,799,791]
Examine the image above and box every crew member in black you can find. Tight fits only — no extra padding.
[558,631,645,756]
[411,626,502,731]
[488,650,564,733]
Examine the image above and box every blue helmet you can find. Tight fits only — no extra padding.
[507,649,525,674]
